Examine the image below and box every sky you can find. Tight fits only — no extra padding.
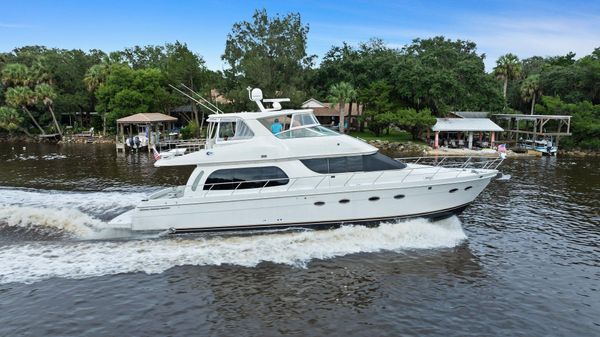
[1,0,599,71]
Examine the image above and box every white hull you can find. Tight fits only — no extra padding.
[109,168,498,232]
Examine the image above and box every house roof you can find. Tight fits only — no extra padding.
[431,118,503,132]
[450,111,490,118]
[116,113,178,124]
[301,98,328,108]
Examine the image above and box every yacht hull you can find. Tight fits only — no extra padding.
[109,171,496,233]
[167,203,470,233]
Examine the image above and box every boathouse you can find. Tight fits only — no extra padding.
[116,113,178,152]
[430,116,504,149]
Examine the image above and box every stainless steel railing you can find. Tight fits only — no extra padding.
[196,155,505,197]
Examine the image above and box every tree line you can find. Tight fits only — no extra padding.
[0,9,598,149]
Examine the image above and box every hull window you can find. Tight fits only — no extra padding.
[464,186,473,191]
[301,152,406,174]
[368,196,380,201]
[394,194,405,199]
[314,201,325,206]
[339,199,350,204]
[449,188,459,193]
[204,167,289,190]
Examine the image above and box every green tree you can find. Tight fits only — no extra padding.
[4,86,45,134]
[394,37,503,115]
[396,108,436,140]
[95,64,170,125]
[358,80,394,135]
[0,106,27,135]
[83,63,109,93]
[1,63,30,87]
[222,9,315,109]
[520,75,541,114]
[494,53,522,100]
[35,83,62,135]
[328,82,356,133]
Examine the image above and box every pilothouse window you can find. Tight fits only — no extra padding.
[204,166,289,190]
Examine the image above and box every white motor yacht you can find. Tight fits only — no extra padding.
[108,89,504,233]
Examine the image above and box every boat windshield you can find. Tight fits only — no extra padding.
[259,112,336,139]
[275,125,338,139]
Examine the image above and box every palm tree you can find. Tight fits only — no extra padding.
[1,63,30,87]
[35,83,62,136]
[30,57,53,85]
[5,86,45,135]
[494,53,522,100]
[0,106,30,136]
[84,63,110,134]
[83,63,109,93]
[521,75,541,115]
[328,82,357,133]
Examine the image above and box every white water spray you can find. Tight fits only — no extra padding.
[0,217,467,284]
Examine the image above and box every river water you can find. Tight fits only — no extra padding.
[0,143,598,336]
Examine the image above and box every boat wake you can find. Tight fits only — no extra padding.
[0,216,467,284]
[0,187,468,285]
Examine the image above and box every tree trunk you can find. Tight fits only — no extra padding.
[338,101,345,134]
[530,92,536,115]
[22,106,45,135]
[503,78,508,100]
[18,126,33,137]
[347,99,353,132]
[48,105,62,136]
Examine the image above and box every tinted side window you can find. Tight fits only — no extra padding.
[363,152,407,171]
[300,158,329,174]
[329,156,362,173]
[204,167,289,190]
[301,153,406,174]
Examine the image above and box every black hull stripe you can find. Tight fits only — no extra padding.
[167,203,470,234]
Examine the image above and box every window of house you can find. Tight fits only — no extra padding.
[203,166,289,190]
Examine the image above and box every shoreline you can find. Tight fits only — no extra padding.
[1,135,598,157]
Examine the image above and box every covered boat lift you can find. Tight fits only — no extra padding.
[116,113,178,152]
[493,114,571,146]
[429,118,504,149]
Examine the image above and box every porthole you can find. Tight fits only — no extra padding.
[428,186,432,190]
[449,188,459,193]
[339,199,350,204]
[394,194,405,199]
[314,201,325,206]
[368,196,380,201]
[464,186,473,191]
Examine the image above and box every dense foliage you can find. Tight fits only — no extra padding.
[0,9,598,149]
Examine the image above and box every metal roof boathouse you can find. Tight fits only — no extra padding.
[429,113,504,149]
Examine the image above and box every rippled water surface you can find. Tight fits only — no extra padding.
[0,143,599,336]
